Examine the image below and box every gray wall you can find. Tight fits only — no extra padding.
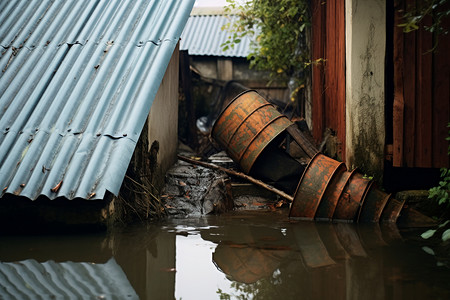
[345,0,386,180]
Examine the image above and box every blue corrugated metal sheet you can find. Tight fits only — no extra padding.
[180,14,254,57]
[0,0,195,201]
[0,258,138,299]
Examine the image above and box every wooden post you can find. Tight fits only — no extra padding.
[179,50,198,148]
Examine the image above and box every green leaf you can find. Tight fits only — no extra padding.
[421,229,437,239]
[442,229,450,242]
[438,220,450,228]
[299,23,305,32]
[422,246,435,255]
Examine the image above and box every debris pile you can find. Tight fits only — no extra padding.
[161,154,233,217]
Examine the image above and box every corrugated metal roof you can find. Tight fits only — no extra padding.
[180,14,254,57]
[0,258,138,299]
[0,0,195,201]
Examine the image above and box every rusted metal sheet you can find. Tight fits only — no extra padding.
[211,90,292,173]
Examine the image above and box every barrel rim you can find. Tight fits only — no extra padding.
[211,89,261,138]
[225,102,274,151]
[289,152,323,219]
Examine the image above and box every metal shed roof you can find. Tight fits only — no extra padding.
[0,0,195,201]
[180,14,254,57]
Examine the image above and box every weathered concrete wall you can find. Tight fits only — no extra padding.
[148,44,180,179]
[345,0,386,180]
[116,45,181,222]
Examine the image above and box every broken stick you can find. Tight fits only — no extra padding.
[177,155,294,202]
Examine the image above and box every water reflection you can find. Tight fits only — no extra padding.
[1,211,449,299]
[0,258,137,299]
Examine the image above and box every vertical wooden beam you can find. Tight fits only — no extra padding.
[432,4,450,168]
[311,1,326,143]
[392,3,405,167]
[336,0,346,160]
[217,58,233,81]
[179,50,199,149]
[325,0,336,131]
[403,0,416,167]
[415,15,433,167]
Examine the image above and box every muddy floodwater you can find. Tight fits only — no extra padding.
[1,210,449,299]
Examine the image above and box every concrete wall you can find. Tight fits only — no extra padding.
[345,0,386,180]
[148,44,180,177]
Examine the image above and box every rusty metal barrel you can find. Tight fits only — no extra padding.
[289,153,400,223]
[211,90,293,173]
[209,91,425,224]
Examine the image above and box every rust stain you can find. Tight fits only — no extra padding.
[51,180,63,193]
[212,90,292,173]
[290,154,342,219]
[290,153,406,223]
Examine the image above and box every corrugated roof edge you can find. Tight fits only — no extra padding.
[0,0,195,201]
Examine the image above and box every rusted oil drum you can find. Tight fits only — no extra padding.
[357,185,391,223]
[211,90,292,173]
[315,164,350,220]
[380,198,405,223]
[333,171,372,221]
[289,153,344,220]
[288,152,407,223]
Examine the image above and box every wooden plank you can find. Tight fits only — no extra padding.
[336,0,346,160]
[311,1,326,143]
[325,0,336,132]
[179,50,199,148]
[402,0,416,166]
[217,58,233,81]
[286,124,319,158]
[415,15,433,167]
[432,3,450,168]
[392,5,405,167]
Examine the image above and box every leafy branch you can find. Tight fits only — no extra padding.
[428,123,450,208]
[221,0,311,101]
[398,0,450,50]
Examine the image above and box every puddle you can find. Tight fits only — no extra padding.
[1,210,449,299]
